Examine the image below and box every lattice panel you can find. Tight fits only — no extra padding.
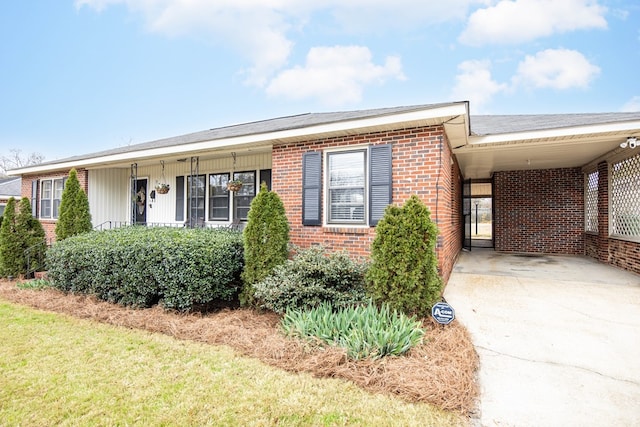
[611,154,640,237]
[585,171,598,232]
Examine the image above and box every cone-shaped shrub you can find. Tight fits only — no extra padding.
[56,168,92,241]
[365,195,442,317]
[240,182,289,306]
[17,197,46,273]
[0,198,21,276]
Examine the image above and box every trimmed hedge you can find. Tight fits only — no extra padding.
[46,227,243,311]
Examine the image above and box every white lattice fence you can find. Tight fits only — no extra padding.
[585,170,598,232]
[610,154,640,238]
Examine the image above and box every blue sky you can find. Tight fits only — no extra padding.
[1,0,639,162]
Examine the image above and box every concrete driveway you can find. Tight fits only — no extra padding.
[444,250,640,427]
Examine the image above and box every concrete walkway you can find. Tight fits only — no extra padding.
[444,250,640,427]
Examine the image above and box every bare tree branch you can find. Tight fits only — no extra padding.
[0,149,45,177]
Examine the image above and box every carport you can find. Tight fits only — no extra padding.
[445,249,640,427]
[457,113,640,276]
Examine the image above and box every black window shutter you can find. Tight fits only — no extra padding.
[302,152,322,226]
[175,176,185,221]
[369,144,392,226]
[31,180,38,218]
[259,169,272,191]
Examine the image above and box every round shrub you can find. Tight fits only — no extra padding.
[253,246,368,314]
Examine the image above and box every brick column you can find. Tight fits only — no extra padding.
[596,161,609,262]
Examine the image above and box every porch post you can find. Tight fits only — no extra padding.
[596,161,609,263]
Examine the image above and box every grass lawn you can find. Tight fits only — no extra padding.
[0,300,465,426]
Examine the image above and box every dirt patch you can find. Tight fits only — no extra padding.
[0,279,479,416]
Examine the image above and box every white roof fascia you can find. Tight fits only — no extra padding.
[469,120,640,146]
[10,103,468,176]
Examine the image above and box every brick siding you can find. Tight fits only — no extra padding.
[272,125,462,284]
[494,168,584,254]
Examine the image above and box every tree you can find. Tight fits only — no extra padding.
[0,149,44,177]
[55,168,92,241]
[17,197,46,273]
[0,198,22,276]
[365,195,443,317]
[240,182,290,306]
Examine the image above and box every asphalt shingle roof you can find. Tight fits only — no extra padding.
[469,112,640,136]
[0,177,21,198]
[16,104,640,170]
[34,103,456,167]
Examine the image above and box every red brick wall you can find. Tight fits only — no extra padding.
[494,168,584,254]
[584,161,640,275]
[272,125,461,283]
[21,169,89,243]
[608,239,640,273]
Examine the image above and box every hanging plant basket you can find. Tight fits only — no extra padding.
[227,180,243,192]
[155,160,170,194]
[155,183,170,194]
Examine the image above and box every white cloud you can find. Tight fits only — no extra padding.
[266,46,405,105]
[327,0,477,32]
[77,0,301,87]
[512,48,600,89]
[75,0,476,91]
[621,96,640,112]
[459,0,608,46]
[451,60,508,111]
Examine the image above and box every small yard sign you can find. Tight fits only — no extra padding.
[431,301,455,325]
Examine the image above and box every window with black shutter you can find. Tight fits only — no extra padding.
[368,144,392,226]
[302,152,322,225]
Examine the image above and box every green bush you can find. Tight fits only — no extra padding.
[253,246,368,314]
[17,197,47,274]
[0,198,21,277]
[55,168,92,241]
[281,302,425,360]
[240,182,289,306]
[46,227,243,311]
[366,195,443,317]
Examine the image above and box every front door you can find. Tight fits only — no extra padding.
[134,178,148,225]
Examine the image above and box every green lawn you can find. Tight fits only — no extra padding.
[0,300,465,426]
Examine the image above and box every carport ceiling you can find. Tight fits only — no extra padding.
[455,115,640,179]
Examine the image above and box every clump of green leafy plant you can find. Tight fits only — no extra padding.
[16,278,52,290]
[366,195,443,317]
[281,301,425,360]
[252,246,368,314]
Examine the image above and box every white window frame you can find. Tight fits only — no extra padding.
[324,146,368,226]
[40,177,65,219]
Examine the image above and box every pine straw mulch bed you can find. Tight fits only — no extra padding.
[0,279,479,417]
